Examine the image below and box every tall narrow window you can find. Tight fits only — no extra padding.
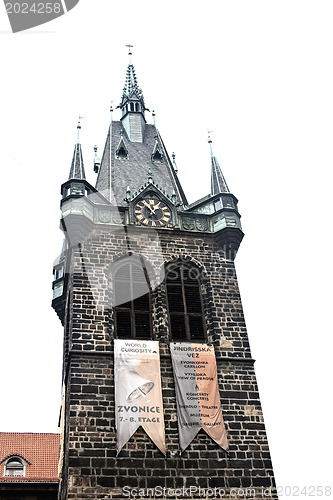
[165,264,206,341]
[114,260,152,339]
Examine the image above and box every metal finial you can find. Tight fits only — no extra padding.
[93,145,101,173]
[172,152,178,174]
[76,116,84,144]
[77,115,86,129]
[126,44,133,56]
[148,167,153,184]
[207,130,214,157]
[171,190,177,204]
[126,186,131,201]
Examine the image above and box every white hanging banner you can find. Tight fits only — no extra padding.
[114,339,166,455]
[170,342,229,453]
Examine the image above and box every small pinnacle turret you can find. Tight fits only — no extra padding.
[209,135,229,195]
[119,62,146,115]
[118,47,148,143]
[93,146,100,173]
[68,122,86,180]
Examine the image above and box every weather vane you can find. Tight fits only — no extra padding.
[126,44,133,56]
[77,115,86,129]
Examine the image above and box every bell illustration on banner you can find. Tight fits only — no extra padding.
[119,368,154,404]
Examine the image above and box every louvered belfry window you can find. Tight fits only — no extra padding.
[114,260,152,339]
[166,264,206,341]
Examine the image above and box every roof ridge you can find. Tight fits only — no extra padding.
[0,432,60,436]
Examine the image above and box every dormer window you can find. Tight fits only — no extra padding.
[4,457,26,477]
[130,103,135,112]
[116,137,129,160]
[117,146,128,159]
[135,103,140,112]
[152,150,163,162]
[151,138,164,163]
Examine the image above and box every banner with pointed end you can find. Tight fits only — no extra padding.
[114,339,165,455]
[170,342,229,453]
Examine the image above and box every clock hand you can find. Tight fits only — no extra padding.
[143,200,154,214]
[149,202,160,216]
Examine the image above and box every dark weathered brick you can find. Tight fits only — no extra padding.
[56,195,277,500]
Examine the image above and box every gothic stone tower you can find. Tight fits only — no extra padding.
[52,58,277,499]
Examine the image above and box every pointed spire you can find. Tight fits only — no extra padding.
[69,120,86,180]
[121,63,143,102]
[118,48,148,142]
[119,46,147,113]
[209,133,229,195]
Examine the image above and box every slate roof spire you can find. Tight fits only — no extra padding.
[119,46,147,117]
[68,121,86,180]
[209,134,229,195]
[122,63,142,100]
[96,50,187,205]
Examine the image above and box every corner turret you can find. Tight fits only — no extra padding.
[68,121,85,180]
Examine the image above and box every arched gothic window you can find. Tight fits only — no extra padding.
[165,263,206,341]
[113,259,152,339]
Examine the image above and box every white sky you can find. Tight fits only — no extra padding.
[0,0,332,494]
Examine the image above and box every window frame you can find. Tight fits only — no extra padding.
[113,258,153,340]
[3,456,27,478]
[165,263,207,342]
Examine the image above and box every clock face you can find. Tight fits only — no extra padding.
[134,198,172,227]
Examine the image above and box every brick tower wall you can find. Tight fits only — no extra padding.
[59,226,277,499]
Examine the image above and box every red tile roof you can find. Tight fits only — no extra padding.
[0,433,60,483]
